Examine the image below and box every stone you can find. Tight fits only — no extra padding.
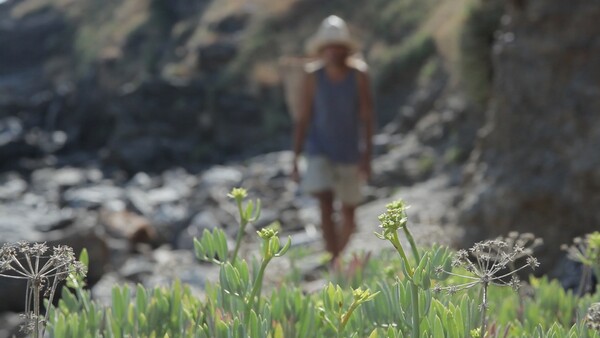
[0,117,39,167]
[200,166,243,188]
[91,272,134,307]
[371,135,436,187]
[118,254,156,282]
[198,41,238,70]
[174,210,221,250]
[0,172,26,200]
[0,311,22,338]
[31,167,89,188]
[142,248,219,298]
[147,186,182,205]
[99,209,158,246]
[126,187,154,216]
[210,12,249,34]
[458,0,600,272]
[127,172,156,190]
[63,184,124,209]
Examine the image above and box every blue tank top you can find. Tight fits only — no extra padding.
[306,67,360,164]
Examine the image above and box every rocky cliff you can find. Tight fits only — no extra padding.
[459,0,600,272]
[0,0,449,173]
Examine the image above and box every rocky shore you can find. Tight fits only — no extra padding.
[0,108,468,336]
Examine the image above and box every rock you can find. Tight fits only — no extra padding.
[458,0,600,272]
[63,184,124,209]
[31,167,90,188]
[126,187,154,216]
[198,41,238,70]
[0,117,39,167]
[162,168,197,191]
[118,254,156,282]
[415,112,445,145]
[210,12,250,34]
[142,248,219,297]
[99,209,158,246]
[156,0,210,19]
[91,272,134,307]
[0,6,69,74]
[149,202,191,242]
[147,186,182,205]
[200,166,243,188]
[552,257,595,294]
[0,117,23,146]
[0,172,26,200]
[371,135,436,187]
[127,172,157,190]
[174,210,221,250]
[0,312,23,338]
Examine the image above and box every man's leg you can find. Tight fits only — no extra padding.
[314,190,338,258]
[339,203,357,253]
[333,162,361,255]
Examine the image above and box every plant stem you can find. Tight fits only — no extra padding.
[339,302,359,334]
[245,257,270,323]
[231,220,247,265]
[43,272,62,338]
[231,199,247,265]
[410,283,420,338]
[390,231,420,338]
[577,265,591,296]
[391,232,412,276]
[33,278,40,338]
[480,282,489,337]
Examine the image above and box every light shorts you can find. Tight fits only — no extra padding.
[301,156,362,206]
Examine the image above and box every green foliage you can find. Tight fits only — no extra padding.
[32,190,600,337]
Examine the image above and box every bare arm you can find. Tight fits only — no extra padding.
[292,71,316,180]
[357,70,374,180]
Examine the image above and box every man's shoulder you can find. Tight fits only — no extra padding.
[347,56,369,74]
[303,58,369,74]
[303,60,324,74]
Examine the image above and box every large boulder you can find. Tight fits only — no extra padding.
[458,0,600,272]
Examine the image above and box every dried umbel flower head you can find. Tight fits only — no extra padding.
[0,242,87,338]
[562,232,600,267]
[436,237,539,295]
[435,235,539,337]
[497,232,543,260]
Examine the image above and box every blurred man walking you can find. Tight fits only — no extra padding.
[292,15,374,261]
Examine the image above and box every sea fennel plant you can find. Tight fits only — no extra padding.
[36,188,600,337]
[374,200,452,338]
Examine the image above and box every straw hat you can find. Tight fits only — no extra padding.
[305,15,358,55]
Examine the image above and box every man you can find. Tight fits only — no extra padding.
[292,15,374,261]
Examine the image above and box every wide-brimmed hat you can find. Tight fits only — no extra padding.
[305,15,358,55]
